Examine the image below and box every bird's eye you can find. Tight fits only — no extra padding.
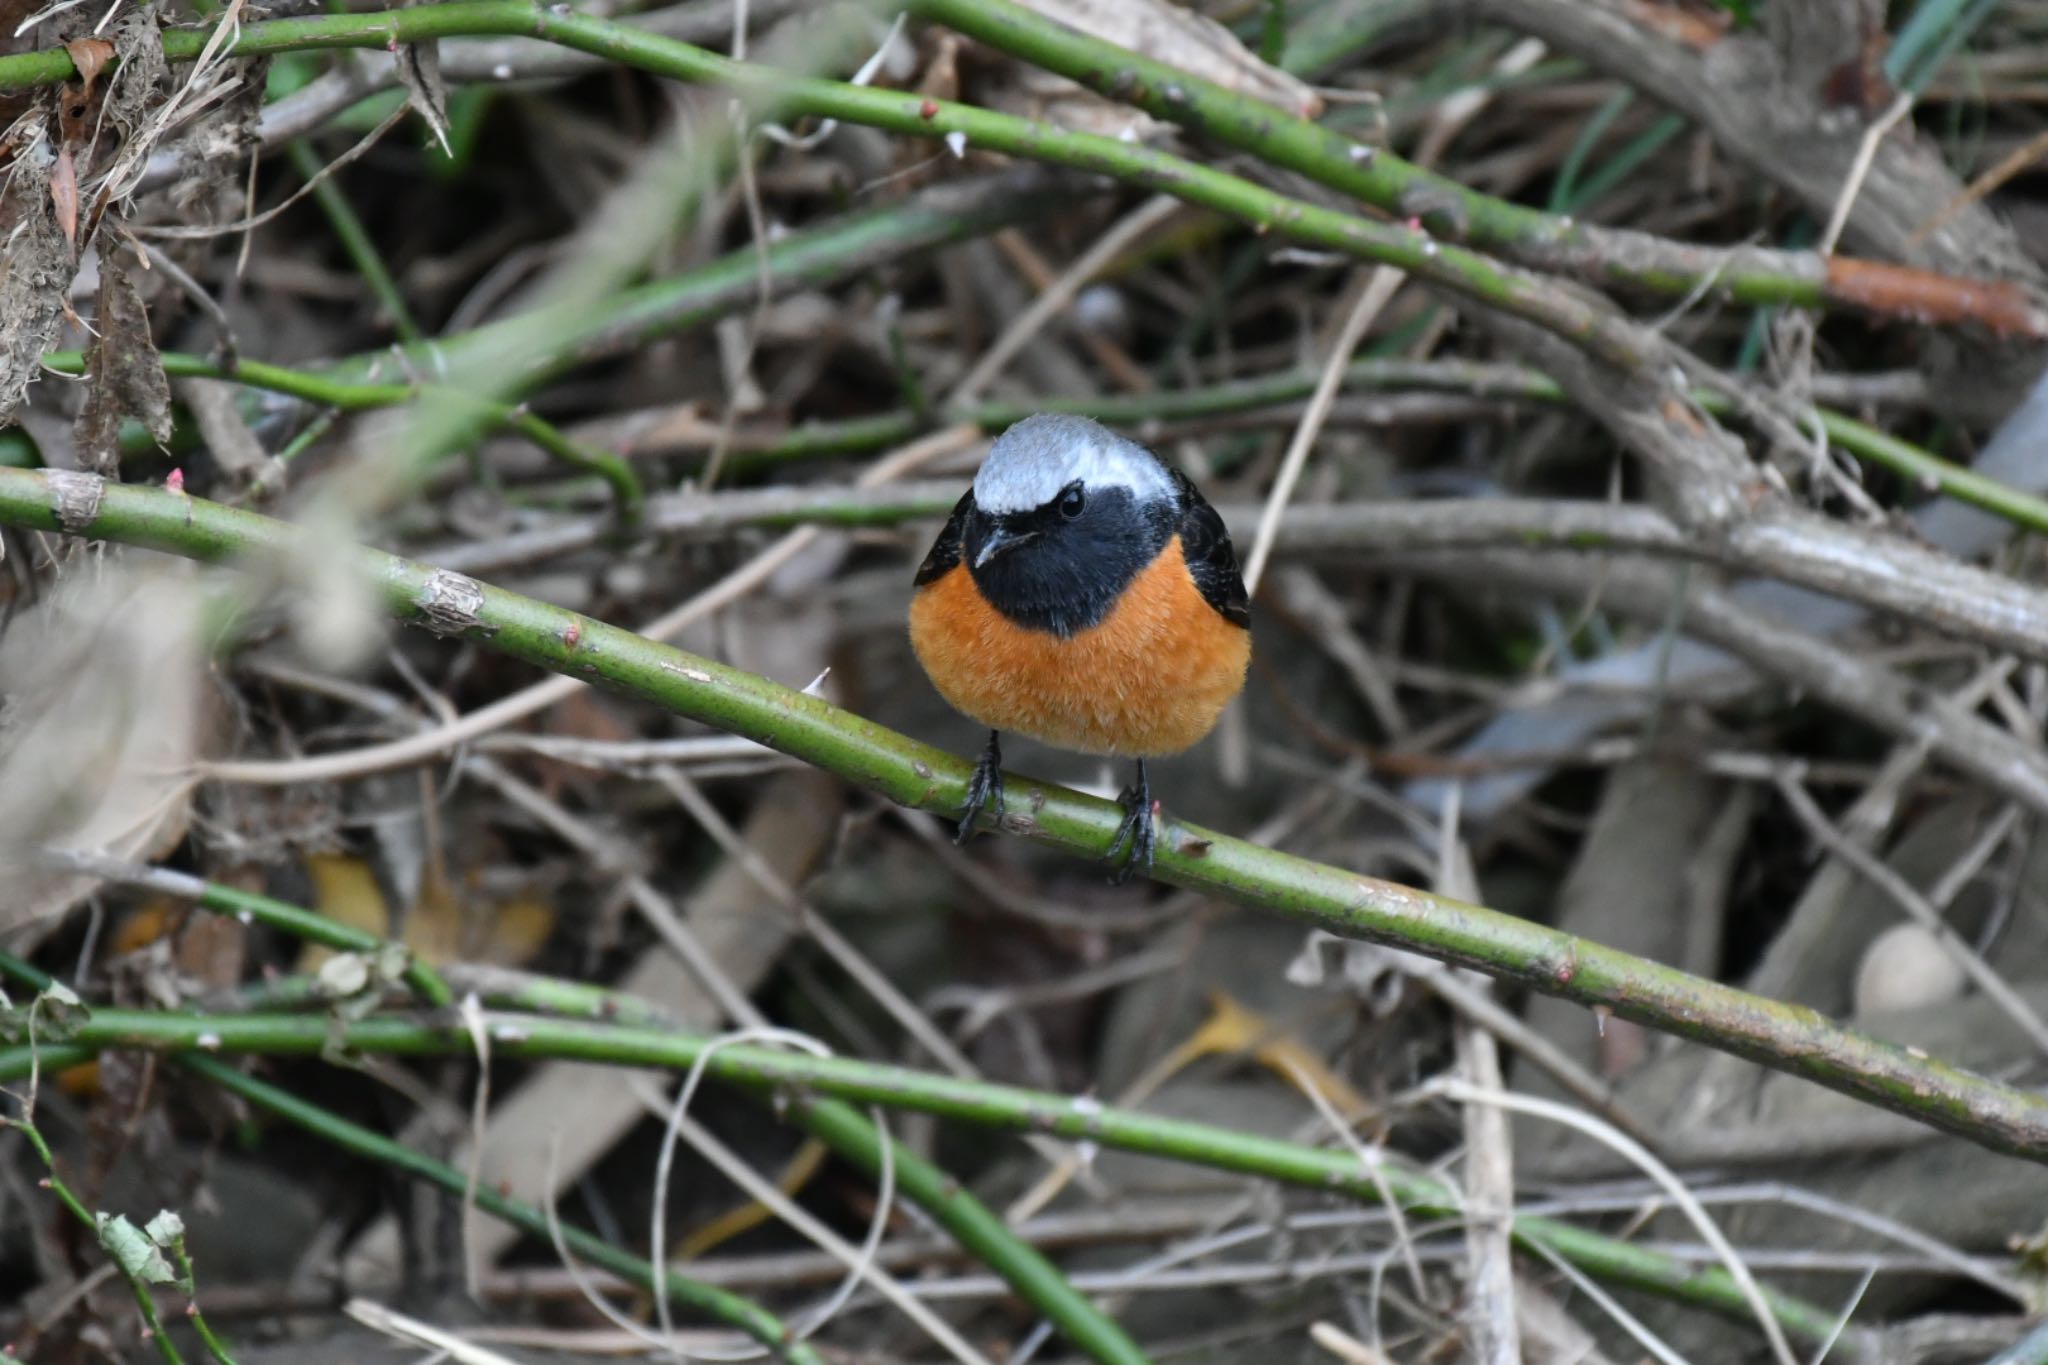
[1058,485,1085,518]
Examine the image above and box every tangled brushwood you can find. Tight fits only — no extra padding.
[6,3,2048,1363]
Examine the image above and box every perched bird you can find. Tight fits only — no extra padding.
[909,413,1251,881]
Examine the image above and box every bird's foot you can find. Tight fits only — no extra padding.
[957,731,1005,843]
[1105,760,1155,885]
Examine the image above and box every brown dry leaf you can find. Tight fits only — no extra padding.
[49,146,77,250]
[394,39,453,156]
[0,567,204,944]
[108,894,249,988]
[175,377,270,484]
[56,86,97,160]
[74,239,174,472]
[57,42,115,165]
[65,37,115,93]
[530,688,638,796]
[1014,0,1320,118]
[917,28,962,103]
[994,64,1169,142]
[1622,0,1731,49]
[0,148,77,428]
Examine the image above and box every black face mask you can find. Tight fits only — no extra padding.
[967,484,1176,638]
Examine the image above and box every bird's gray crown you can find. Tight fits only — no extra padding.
[972,413,1174,515]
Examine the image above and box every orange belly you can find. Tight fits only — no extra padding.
[909,536,1251,758]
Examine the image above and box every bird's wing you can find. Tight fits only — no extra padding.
[913,490,975,586]
[1172,470,1250,628]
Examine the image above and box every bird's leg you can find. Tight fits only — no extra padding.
[956,730,1006,843]
[1106,757,1156,884]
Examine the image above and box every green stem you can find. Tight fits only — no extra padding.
[274,406,339,465]
[166,1240,240,1365]
[0,1,1735,374]
[0,468,2042,1167]
[0,1001,1865,1355]
[32,849,452,1007]
[427,169,1054,387]
[9,0,1999,330]
[0,896,1144,1360]
[0,4,2029,341]
[7,1120,192,1364]
[690,359,2048,542]
[494,405,644,524]
[39,350,646,523]
[906,0,2037,331]
[457,968,1863,1348]
[38,167,1049,492]
[1810,407,2048,532]
[184,1057,824,1362]
[287,139,426,346]
[793,1097,1149,1364]
[0,954,822,1363]
[88,346,2046,541]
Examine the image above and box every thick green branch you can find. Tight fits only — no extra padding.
[0,945,1143,1363]
[35,166,1052,454]
[1,0,2031,335]
[457,969,1866,1351]
[43,348,647,518]
[0,0,1726,375]
[71,342,2048,563]
[32,848,454,1007]
[96,342,2048,545]
[0,1005,1867,1355]
[905,0,2046,335]
[0,1039,817,1362]
[185,1049,1130,1365]
[1,466,2045,1166]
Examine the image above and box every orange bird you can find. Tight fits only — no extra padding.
[909,413,1251,880]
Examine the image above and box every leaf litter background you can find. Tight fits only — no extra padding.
[5,0,2048,1361]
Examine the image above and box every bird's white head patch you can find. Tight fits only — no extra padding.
[972,413,1174,515]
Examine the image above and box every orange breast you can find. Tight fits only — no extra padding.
[909,536,1251,758]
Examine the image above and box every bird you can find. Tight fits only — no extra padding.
[908,412,1251,882]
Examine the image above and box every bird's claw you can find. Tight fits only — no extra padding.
[1105,764,1156,885]
[957,731,1005,844]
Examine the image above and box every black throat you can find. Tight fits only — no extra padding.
[968,487,1175,638]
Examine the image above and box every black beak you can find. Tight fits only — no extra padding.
[971,518,1035,569]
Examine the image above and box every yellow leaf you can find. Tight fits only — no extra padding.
[296,854,393,974]
[298,853,554,972]
[675,1139,829,1261]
